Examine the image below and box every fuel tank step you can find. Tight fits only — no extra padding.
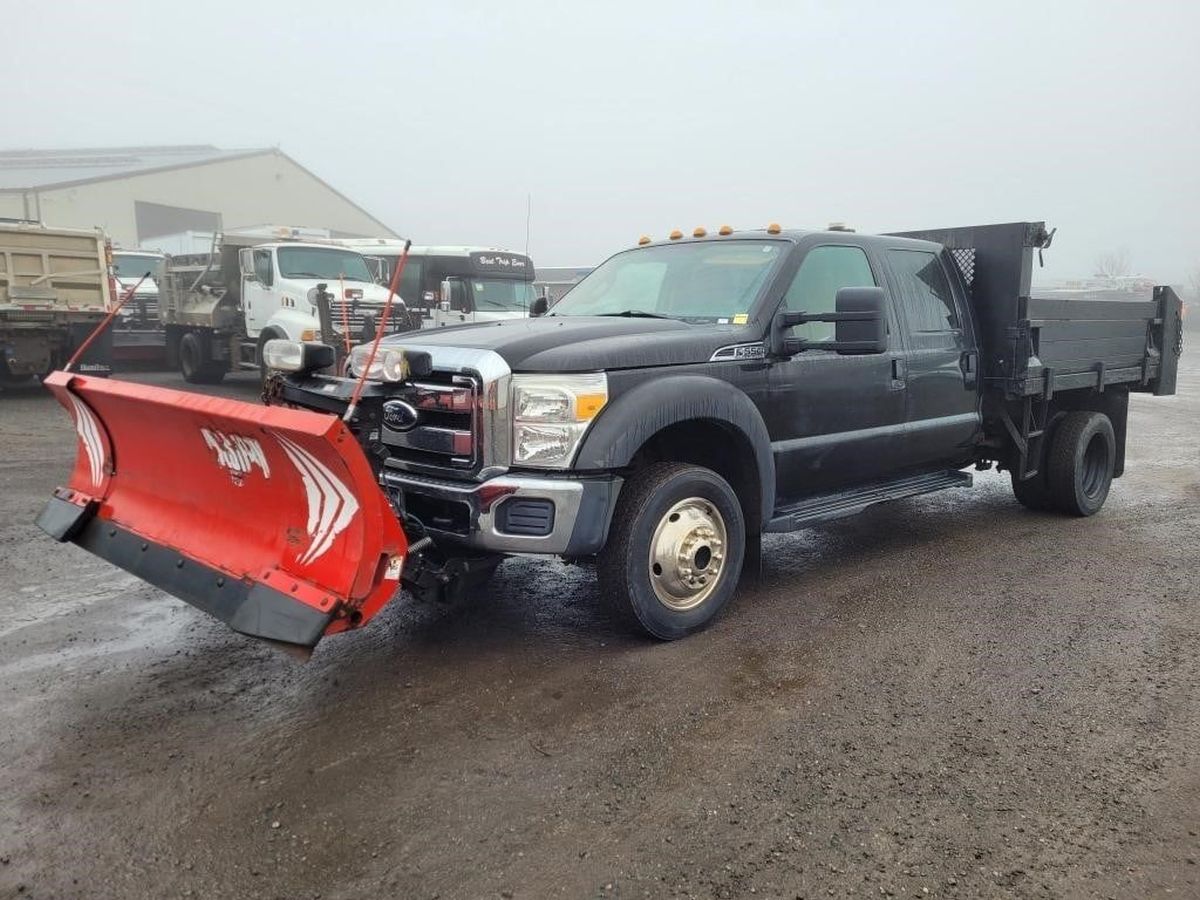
[766,469,973,533]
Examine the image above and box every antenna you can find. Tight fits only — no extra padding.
[525,192,532,256]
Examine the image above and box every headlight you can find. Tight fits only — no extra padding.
[348,344,433,381]
[512,373,607,468]
[262,339,334,373]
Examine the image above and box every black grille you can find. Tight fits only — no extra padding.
[380,373,479,474]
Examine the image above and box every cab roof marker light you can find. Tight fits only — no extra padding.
[693,227,707,238]
[668,229,683,241]
[718,225,733,236]
[766,222,782,235]
[638,235,652,246]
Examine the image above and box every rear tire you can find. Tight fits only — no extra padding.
[179,331,226,385]
[1046,411,1115,517]
[598,462,745,640]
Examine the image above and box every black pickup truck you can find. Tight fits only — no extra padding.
[275,221,1183,639]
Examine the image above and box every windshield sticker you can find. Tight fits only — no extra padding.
[732,313,749,325]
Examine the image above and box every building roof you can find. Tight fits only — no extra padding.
[0,145,398,238]
[0,145,272,191]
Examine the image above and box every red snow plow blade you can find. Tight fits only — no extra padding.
[36,371,407,649]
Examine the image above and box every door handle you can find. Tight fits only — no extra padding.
[960,350,978,386]
[890,356,906,389]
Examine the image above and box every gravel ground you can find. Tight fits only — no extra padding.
[0,359,1197,900]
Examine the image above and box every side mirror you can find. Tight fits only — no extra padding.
[773,286,888,356]
[440,278,470,312]
[239,248,257,282]
[832,286,888,353]
[530,296,549,317]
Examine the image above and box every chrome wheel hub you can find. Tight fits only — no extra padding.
[648,497,727,611]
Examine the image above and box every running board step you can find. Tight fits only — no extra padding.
[766,470,973,533]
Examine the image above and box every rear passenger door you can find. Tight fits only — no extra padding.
[766,243,907,499]
[884,247,979,469]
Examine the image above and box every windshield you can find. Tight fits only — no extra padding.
[549,240,784,322]
[112,254,164,281]
[470,279,536,311]
[276,247,373,282]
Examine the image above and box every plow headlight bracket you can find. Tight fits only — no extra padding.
[263,339,335,374]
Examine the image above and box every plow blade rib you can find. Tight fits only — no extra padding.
[37,371,407,648]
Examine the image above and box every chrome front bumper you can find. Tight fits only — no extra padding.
[381,469,621,556]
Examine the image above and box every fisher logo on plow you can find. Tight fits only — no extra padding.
[273,433,360,565]
[201,428,271,485]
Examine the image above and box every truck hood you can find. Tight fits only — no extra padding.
[279,279,394,306]
[114,275,158,295]
[382,316,756,372]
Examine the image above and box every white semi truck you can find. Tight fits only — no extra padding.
[160,227,405,384]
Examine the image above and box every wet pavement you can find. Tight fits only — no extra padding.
[1,362,1197,899]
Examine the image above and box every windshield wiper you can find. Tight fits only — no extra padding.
[596,309,674,319]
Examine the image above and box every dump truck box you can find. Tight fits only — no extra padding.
[0,222,114,379]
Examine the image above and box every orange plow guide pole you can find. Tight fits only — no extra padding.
[36,371,407,649]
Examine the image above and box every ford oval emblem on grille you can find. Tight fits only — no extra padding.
[382,400,420,431]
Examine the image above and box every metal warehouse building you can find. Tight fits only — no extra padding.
[0,145,396,249]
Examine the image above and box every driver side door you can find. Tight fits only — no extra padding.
[764,243,908,499]
[240,248,274,334]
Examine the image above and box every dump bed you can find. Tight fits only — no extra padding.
[889,222,1181,399]
[0,222,112,317]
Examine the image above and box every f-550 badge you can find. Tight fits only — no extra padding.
[710,343,766,362]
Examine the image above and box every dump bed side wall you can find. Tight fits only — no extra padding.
[889,222,1176,399]
[0,225,111,312]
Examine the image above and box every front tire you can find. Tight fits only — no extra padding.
[598,462,745,640]
[1046,411,1115,516]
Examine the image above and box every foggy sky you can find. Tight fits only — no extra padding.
[4,1,1198,283]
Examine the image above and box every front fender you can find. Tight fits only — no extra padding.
[573,375,775,528]
[265,309,321,340]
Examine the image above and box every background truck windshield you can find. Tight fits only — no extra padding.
[113,254,165,280]
[549,240,784,321]
[471,279,536,311]
[277,247,373,282]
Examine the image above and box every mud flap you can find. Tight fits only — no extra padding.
[36,371,407,648]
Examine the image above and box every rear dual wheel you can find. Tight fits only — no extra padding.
[1011,411,1115,517]
[599,463,745,640]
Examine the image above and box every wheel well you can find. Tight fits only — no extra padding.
[628,419,761,527]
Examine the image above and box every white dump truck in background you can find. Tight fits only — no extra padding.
[0,221,114,383]
[110,249,168,363]
[160,226,406,384]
